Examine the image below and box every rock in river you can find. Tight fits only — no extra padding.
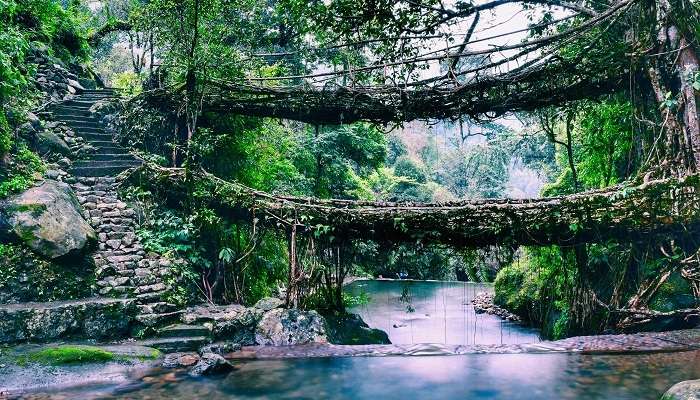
[255,308,328,346]
[162,352,200,369]
[188,352,234,376]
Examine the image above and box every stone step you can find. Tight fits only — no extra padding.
[63,120,103,129]
[75,129,109,137]
[158,324,211,338]
[73,159,142,168]
[78,93,115,98]
[51,109,95,119]
[71,163,142,177]
[63,100,100,109]
[80,90,115,94]
[90,140,124,149]
[89,153,137,161]
[68,127,106,136]
[57,105,94,112]
[81,133,113,141]
[137,336,210,353]
[136,290,167,303]
[137,302,179,315]
[94,146,129,155]
[135,311,184,327]
[56,114,100,123]
[82,88,116,93]
[94,147,130,155]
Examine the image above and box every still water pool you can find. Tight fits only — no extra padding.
[345,279,540,345]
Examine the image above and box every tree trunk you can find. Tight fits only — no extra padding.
[653,0,700,171]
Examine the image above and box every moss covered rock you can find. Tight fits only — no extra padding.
[1,180,95,259]
[324,312,391,345]
[0,243,94,304]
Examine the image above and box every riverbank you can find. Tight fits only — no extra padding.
[229,328,700,359]
[0,343,161,397]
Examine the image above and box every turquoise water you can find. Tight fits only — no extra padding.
[346,280,540,345]
[12,280,700,399]
[35,351,700,400]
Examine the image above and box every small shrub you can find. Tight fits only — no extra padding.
[0,143,44,199]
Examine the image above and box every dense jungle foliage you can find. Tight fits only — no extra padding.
[1,0,699,339]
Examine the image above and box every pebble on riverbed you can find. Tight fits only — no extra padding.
[471,292,522,322]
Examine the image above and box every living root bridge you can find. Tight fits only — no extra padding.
[132,164,700,247]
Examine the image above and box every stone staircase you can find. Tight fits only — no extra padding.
[48,89,182,333]
[51,89,142,177]
[139,324,212,352]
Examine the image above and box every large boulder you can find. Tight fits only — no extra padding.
[255,308,328,346]
[182,304,262,345]
[662,380,700,400]
[1,180,96,259]
[324,312,391,345]
[35,129,71,156]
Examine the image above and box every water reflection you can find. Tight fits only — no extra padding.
[346,280,540,345]
[15,280,700,400]
[52,351,700,400]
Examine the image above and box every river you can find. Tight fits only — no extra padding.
[12,280,700,400]
[345,279,540,345]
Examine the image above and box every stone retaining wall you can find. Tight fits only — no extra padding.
[0,298,135,343]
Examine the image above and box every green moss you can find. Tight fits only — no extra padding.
[139,348,161,361]
[7,203,47,215]
[25,346,115,365]
[494,247,575,339]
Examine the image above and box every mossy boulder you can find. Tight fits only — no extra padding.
[1,180,95,259]
[0,243,94,304]
[34,129,71,156]
[324,312,391,345]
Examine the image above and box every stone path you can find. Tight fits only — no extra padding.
[50,89,142,177]
[49,90,180,331]
[70,176,181,329]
